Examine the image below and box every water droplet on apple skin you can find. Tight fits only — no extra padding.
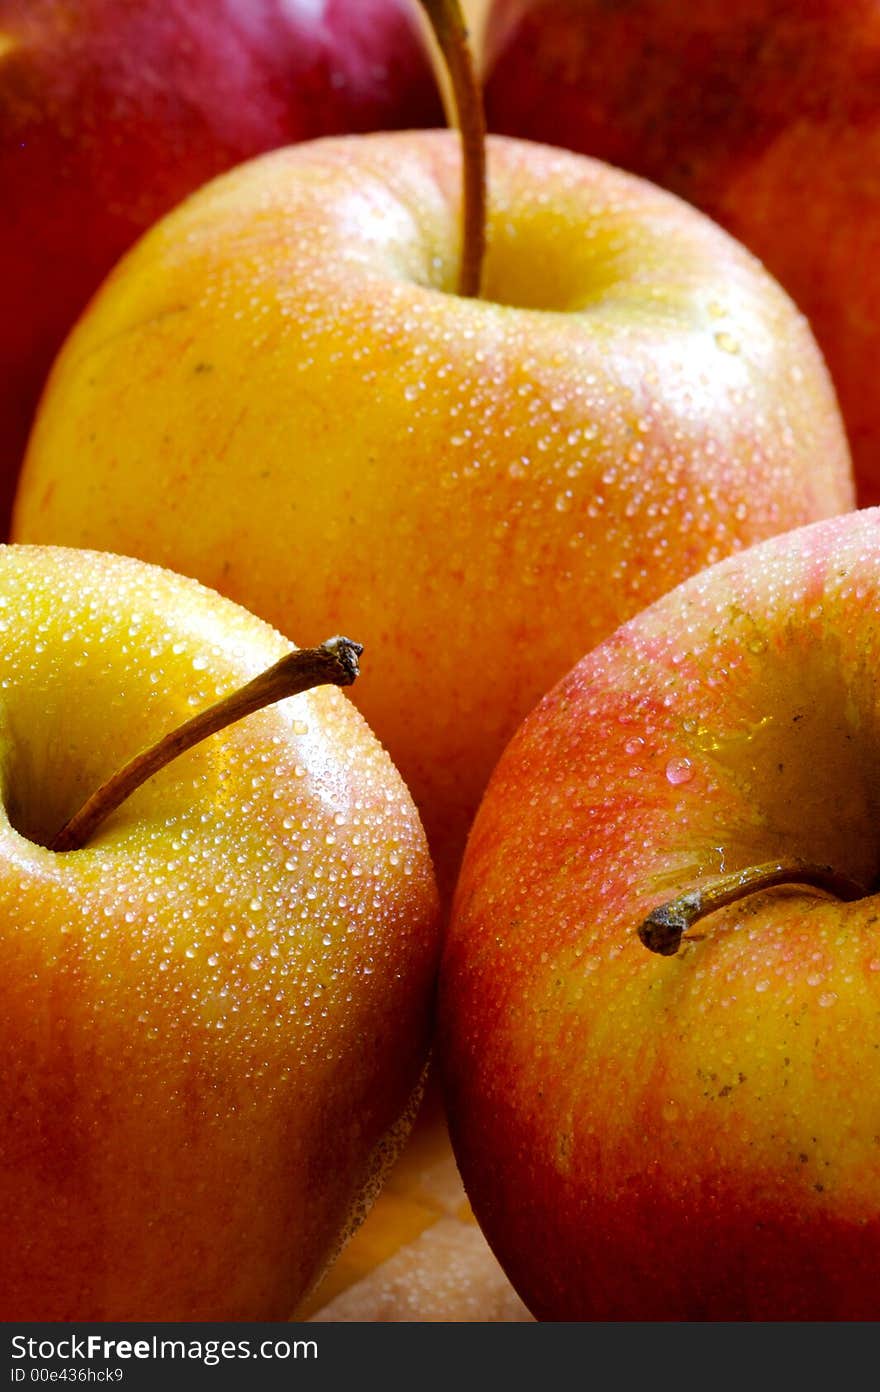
[665,756,694,786]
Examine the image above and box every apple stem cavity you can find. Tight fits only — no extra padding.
[638,859,868,957]
[50,635,363,853]
[419,0,487,298]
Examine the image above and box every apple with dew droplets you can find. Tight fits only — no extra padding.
[440,505,880,1321]
[0,0,443,537]
[482,0,880,505]
[0,543,438,1321]
[12,2,854,901]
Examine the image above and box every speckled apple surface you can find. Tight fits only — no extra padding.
[13,131,853,899]
[441,506,880,1320]
[0,545,438,1321]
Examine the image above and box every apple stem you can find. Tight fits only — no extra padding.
[638,859,867,956]
[50,636,363,853]
[419,0,487,298]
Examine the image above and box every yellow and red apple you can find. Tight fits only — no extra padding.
[13,130,854,897]
[0,544,438,1320]
[441,506,880,1320]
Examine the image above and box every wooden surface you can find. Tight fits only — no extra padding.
[299,1082,531,1322]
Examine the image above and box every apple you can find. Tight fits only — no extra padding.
[0,0,443,539]
[12,128,854,900]
[482,0,880,506]
[439,504,880,1321]
[0,543,439,1321]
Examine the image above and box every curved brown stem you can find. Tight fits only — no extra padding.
[639,859,868,956]
[419,0,487,298]
[51,636,362,853]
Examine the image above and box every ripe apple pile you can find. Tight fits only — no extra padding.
[12,126,853,898]
[0,0,442,536]
[3,0,876,1326]
[439,506,880,1320]
[482,0,880,506]
[0,545,438,1321]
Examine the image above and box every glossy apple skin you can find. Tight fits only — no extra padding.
[483,0,880,505]
[0,545,438,1321]
[440,507,880,1321]
[12,131,853,899]
[0,0,442,539]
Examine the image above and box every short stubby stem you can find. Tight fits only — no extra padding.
[639,859,868,956]
[51,636,362,853]
[419,0,487,299]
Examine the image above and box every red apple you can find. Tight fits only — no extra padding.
[0,0,443,538]
[483,0,880,505]
[440,505,880,1320]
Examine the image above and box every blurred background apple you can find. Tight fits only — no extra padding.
[483,0,880,505]
[0,0,443,537]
